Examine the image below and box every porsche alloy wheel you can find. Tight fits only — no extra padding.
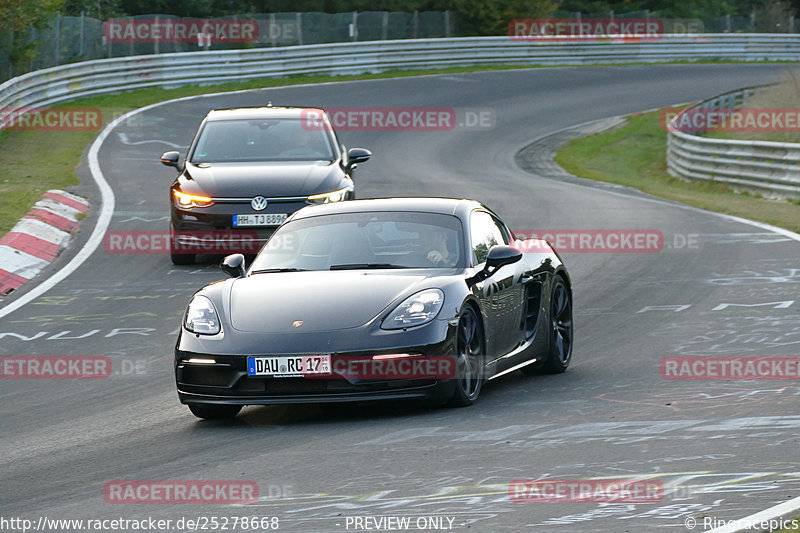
[542,276,573,374]
[450,306,485,407]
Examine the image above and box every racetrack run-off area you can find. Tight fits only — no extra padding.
[1,64,799,532]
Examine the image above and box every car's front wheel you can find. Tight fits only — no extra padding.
[170,228,195,265]
[170,251,195,265]
[449,306,485,407]
[188,403,242,420]
[541,276,573,374]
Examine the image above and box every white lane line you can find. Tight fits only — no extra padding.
[707,495,800,533]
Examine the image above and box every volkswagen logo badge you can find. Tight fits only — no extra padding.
[251,196,268,211]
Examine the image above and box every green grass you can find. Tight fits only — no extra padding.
[0,129,95,233]
[555,108,800,233]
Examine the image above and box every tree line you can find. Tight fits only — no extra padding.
[2,0,797,38]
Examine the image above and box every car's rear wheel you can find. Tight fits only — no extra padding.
[188,403,242,420]
[449,306,485,407]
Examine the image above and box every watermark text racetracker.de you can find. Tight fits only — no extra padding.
[1,355,149,379]
[509,17,703,41]
[662,107,800,132]
[103,230,262,255]
[0,516,280,532]
[513,229,700,253]
[104,480,263,504]
[301,107,495,131]
[661,356,800,380]
[0,107,102,131]
[103,18,258,43]
[509,478,663,503]
[1,356,110,379]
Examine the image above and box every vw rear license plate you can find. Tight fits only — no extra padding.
[248,355,331,377]
[234,213,287,227]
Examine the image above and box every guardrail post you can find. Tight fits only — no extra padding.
[382,12,389,40]
[351,11,358,41]
[297,13,303,45]
[79,12,85,58]
[8,30,13,79]
[55,11,61,65]
[154,14,159,55]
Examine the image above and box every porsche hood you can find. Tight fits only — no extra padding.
[227,271,429,333]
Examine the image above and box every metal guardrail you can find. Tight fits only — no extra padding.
[667,85,800,199]
[2,34,800,112]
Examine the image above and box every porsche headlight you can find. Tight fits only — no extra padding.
[184,295,221,335]
[173,190,213,208]
[307,185,351,204]
[382,289,444,330]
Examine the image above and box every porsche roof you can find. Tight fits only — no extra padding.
[205,106,324,121]
[291,197,489,220]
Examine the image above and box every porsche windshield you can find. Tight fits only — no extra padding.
[190,118,336,163]
[250,211,466,271]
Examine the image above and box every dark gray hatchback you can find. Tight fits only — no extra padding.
[161,106,371,264]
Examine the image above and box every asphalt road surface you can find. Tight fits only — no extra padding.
[2,64,799,532]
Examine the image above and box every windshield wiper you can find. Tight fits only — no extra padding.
[251,268,308,274]
[329,263,408,270]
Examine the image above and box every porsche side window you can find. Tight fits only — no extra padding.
[470,211,508,265]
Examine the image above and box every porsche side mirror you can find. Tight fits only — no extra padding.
[160,151,180,167]
[485,245,522,271]
[221,254,246,278]
[467,245,522,286]
[345,147,371,172]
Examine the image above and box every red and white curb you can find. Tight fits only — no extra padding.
[0,189,88,296]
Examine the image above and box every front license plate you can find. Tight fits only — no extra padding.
[247,355,331,377]
[234,213,287,227]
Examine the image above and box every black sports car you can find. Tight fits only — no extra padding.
[175,198,573,419]
[161,106,371,265]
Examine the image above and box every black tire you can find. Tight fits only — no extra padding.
[539,276,573,374]
[449,306,485,407]
[170,251,195,265]
[188,403,242,420]
[170,228,195,265]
